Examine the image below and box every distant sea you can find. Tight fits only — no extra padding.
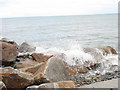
[1,14,118,50]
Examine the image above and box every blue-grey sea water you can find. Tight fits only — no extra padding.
[1,14,118,49]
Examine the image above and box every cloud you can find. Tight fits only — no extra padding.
[0,0,119,18]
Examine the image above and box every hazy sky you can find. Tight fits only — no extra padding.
[0,0,119,18]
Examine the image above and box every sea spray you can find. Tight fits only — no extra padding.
[63,44,96,67]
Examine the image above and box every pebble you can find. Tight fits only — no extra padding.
[71,70,120,87]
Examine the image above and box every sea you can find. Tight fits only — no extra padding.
[1,14,119,74]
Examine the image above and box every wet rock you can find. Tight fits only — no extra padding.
[104,72,114,80]
[0,38,18,66]
[31,53,53,63]
[83,48,103,62]
[18,42,36,53]
[103,46,117,55]
[65,65,88,76]
[17,54,31,59]
[87,63,101,70]
[0,67,34,89]
[0,81,7,90]
[26,81,76,89]
[24,56,69,82]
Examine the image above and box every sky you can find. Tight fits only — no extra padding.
[0,0,119,18]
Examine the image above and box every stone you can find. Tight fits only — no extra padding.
[26,81,76,89]
[0,38,18,65]
[83,48,103,62]
[31,53,53,63]
[24,56,69,82]
[0,67,34,89]
[103,46,117,55]
[56,81,76,88]
[0,81,7,90]
[65,65,88,76]
[18,42,36,53]
[15,58,39,69]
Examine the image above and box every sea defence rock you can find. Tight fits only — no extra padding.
[0,38,18,65]
[26,81,76,89]
[103,46,117,55]
[0,67,34,89]
[24,56,68,82]
[83,48,103,62]
[0,81,7,90]
[65,65,88,76]
[15,58,39,69]
[1,56,70,89]
[31,53,53,63]
[18,42,36,53]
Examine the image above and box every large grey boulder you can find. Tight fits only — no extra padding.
[18,42,36,53]
[24,56,69,82]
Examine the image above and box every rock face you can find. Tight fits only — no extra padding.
[1,56,72,89]
[103,46,117,55]
[25,56,69,82]
[0,38,18,65]
[31,53,53,63]
[65,65,88,76]
[26,81,76,89]
[18,42,36,53]
[15,58,39,69]
[0,81,7,90]
[0,67,34,89]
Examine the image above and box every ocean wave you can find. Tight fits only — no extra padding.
[32,42,118,74]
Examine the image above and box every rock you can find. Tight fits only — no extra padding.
[24,56,69,82]
[31,53,53,63]
[0,67,34,89]
[1,56,71,89]
[26,81,76,89]
[17,54,31,59]
[0,38,18,66]
[18,42,36,53]
[103,46,117,55]
[65,65,88,76]
[56,81,76,88]
[83,48,103,62]
[0,81,7,90]
[15,58,39,69]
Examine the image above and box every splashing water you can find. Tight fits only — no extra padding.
[34,42,118,75]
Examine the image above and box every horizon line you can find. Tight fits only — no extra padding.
[1,13,118,19]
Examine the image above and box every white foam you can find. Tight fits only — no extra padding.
[64,44,96,66]
[34,43,118,74]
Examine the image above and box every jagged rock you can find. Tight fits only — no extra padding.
[83,48,103,62]
[0,38,18,66]
[0,81,7,90]
[24,56,69,82]
[1,56,72,89]
[65,65,88,76]
[15,58,39,69]
[26,81,76,89]
[18,42,36,53]
[103,46,117,55]
[31,53,53,63]
[0,67,34,89]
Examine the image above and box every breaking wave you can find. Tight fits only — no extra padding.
[32,42,118,75]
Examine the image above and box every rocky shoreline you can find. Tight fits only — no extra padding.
[0,38,119,90]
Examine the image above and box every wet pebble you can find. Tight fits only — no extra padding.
[71,70,120,87]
